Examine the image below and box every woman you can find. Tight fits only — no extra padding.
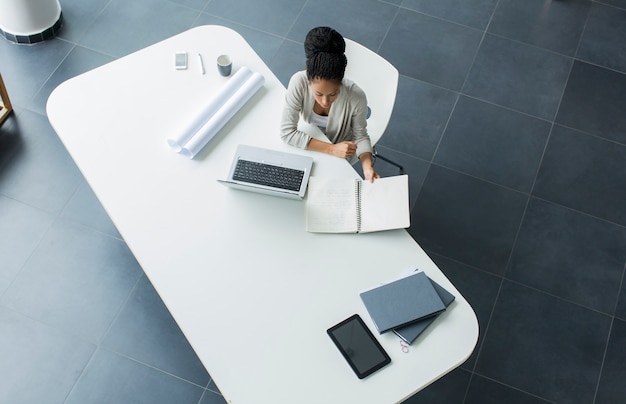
[280,26,380,182]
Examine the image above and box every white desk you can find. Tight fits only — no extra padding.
[47,26,478,404]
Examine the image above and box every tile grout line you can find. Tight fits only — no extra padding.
[592,261,626,403]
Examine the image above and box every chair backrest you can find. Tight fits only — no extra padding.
[343,39,399,146]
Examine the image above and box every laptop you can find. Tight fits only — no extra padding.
[218,144,314,200]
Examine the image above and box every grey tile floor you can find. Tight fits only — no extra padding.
[1,0,625,403]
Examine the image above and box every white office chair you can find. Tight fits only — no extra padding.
[344,38,403,173]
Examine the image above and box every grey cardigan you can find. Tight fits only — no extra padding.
[280,71,373,158]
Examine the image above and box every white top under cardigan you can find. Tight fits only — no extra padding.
[309,111,329,131]
[280,70,373,159]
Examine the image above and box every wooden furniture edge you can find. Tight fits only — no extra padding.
[0,74,14,126]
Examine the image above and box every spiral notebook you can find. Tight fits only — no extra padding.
[305,175,409,233]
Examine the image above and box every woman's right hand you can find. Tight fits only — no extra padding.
[330,141,357,159]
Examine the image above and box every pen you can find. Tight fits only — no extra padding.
[198,53,205,75]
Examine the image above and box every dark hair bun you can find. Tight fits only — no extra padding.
[304,27,345,59]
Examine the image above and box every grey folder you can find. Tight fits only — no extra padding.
[392,277,456,344]
[360,271,446,334]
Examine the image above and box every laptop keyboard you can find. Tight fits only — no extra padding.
[233,159,305,191]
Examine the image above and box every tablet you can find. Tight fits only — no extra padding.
[327,314,391,379]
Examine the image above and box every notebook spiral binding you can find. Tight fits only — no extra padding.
[356,180,362,233]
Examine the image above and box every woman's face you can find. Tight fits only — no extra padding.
[310,79,341,110]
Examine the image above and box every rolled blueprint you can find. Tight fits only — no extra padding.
[179,71,265,159]
[166,66,260,155]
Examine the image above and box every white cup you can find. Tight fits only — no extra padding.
[217,54,232,76]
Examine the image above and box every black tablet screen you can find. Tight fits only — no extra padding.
[327,314,391,378]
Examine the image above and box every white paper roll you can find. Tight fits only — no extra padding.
[167,66,253,152]
[180,72,265,159]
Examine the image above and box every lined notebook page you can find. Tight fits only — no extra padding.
[360,175,409,233]
[306,177,359,233]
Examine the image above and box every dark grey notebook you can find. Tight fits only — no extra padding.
[360,271,446,334]
[392,277,456,344]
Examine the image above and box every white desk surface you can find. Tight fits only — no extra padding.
[47,26,478,404]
